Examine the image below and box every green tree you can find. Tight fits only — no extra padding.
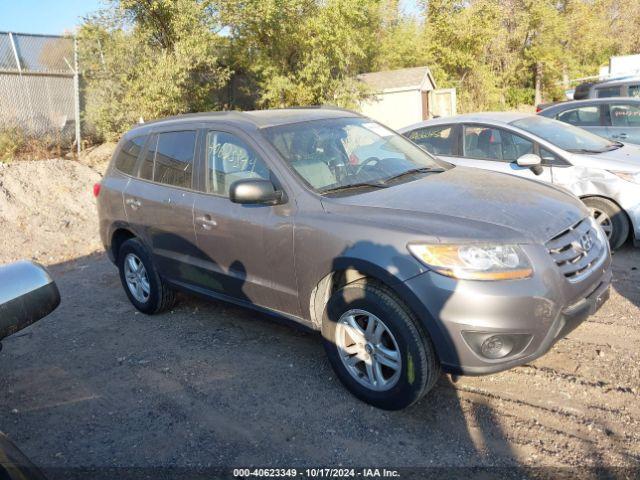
[79,0,229,141]
[219,0,382,108]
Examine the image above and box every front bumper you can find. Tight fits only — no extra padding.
[624,202,640,246]
[612,180,640,245]
[402,244,612,375]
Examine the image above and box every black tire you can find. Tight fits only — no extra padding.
[583,197,629,250]
[322,278,440,410]
[117,238,176,314]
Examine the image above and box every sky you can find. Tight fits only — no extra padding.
[0,0,420,36]
[0,0,103,35]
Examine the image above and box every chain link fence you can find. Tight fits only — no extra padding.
[0,32,80,150]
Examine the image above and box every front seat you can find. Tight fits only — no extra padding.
[476,129,503,160]
[289,132,336,189]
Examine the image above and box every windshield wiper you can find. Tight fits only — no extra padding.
[320,182,388,195]
[567,148,608,154]
[381,167,445,185]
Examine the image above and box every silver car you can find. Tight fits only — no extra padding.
[401,113,640,249]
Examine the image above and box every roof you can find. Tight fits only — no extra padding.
[593,75,640,88]
[127,107,361,136]
[399,112,531,131]
[357,66,435,92]
[540,97,640,114]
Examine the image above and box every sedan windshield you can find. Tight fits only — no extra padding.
[262,117,449,194]
[511,116,620,153]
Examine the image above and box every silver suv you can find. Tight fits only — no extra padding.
[96,108,612,410]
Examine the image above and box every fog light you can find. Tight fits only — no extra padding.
[481,335,513,359]
[461,331,532,360]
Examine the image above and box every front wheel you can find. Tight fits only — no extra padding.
[583,197,629,250]
[322,279,440,410]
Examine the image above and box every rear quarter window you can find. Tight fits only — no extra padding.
[114,136,147,175]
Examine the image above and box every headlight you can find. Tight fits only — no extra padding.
[407,244,533,281]
[609,170,640,184]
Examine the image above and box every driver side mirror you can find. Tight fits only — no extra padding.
[516,153,544,176]
[0,261,60,343]
[229,179,284,205]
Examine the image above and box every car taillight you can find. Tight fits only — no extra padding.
[93,183,101,197]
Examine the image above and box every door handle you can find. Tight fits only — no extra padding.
[196,215,218,230]
[614,133,628,139]
[125,198,142,210]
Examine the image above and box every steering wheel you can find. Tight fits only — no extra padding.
[356,156,382,174]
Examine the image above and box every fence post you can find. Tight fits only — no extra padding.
[73,36,81,157]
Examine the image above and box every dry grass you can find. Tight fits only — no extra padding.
[0,126,75,162]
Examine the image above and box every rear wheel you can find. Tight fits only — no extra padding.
[583,197,629,250]
[322,279,440,410]
[117,238,176,314]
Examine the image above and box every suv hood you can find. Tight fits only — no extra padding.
[322,166,588,244]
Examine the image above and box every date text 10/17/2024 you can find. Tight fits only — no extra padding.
[233,468,401,478]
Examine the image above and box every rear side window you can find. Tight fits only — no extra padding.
[610,104,640,127]
[405,126,455,155]
[139,131,196,188]
[556,106,601,126]
[629,85,640,98]
[596,86,621,98]
[114,136,147,175]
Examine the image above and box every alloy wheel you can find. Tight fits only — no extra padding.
[335,309,402,391]
[591,208,613,239]
[124,253,151,303]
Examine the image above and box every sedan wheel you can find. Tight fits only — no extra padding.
[590,208,613,240]
[582,197,629,250]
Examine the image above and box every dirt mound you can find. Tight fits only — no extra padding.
[77,142,117,175]
[0,158,103,264]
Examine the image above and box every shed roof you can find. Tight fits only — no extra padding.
[358,66,435,92]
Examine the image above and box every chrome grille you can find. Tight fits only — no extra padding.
[546,218,606,282]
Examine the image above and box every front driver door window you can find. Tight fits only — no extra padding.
[191,129,298,316]
[462,125,551,181]
[404,125,455,156]
[556,105,607,137]
[207,131,271,196]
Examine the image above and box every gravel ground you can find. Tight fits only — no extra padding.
[0,247,638,475]
[0,156,639,476]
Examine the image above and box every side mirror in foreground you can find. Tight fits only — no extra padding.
[0,261,60,343]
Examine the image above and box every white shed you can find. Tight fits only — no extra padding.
[357,66,456,129]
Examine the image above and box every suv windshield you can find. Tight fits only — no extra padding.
[262,117,449,194]
[511,116,619,153]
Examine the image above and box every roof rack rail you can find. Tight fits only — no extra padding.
[284,105,358,113]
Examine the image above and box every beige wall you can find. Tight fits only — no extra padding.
[359,89,423,129]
